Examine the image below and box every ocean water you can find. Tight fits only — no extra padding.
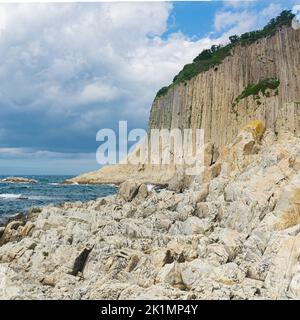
[0,175,117,223]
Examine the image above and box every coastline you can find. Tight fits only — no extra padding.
[0,176,117,226]
[1,128,300,299]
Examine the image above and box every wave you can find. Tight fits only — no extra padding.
[0,193,64,201]
[0,193,29,200]
[29,195,62,201]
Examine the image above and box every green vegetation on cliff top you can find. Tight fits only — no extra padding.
[156,10,295,98]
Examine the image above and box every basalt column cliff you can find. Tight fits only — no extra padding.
[149,25,300,148]
[69,12,300,185]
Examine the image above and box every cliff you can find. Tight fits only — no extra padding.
[149,24,300,149]
[69,21,300,186]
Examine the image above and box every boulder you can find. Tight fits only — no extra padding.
[195,202,210,218]
[273,174,300,230]
[167,172,191,193]
[0,220,25,246]
[169,217,212,236]
[210,262,245,285]
[265,233,300,299]
[117,180,141,201]
[218,228,244,261]
[156,262,186,290]
[207,243,229,265]
[181,259,213,288]
[137,184,149,199]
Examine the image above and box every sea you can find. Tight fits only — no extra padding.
[0,175,117,224]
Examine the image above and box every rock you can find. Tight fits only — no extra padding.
[117,180,140,201]
[273,174,300,230]
[157,262,186,290]
[265,233,300,299]
[211,263,245,285]
[289,154,300,171]
[211,163,222,178]
[207,243,229,265]
[287,260,300,299]
[167,170,190,193]
[181,259,213,288]
[195,202,210,218]
[89,281,130,300]
[0,266,23,299]
[28,207,42,215]
[1,177,38,184]
[69,25,299,187]
[218,228,244,261]
[193,184,209,203]
[0,220,25,246]
[40,275,56,287]
[169,217,212,236]
[204,143,214,166]
[0,227,4,238]
[21,222,35,237]
[166,240,198,263]
[70,245,94,276]
[244,120,266,141]
[137,184,148,199]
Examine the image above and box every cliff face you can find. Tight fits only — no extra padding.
[69,25,300,185]
[149,25,300,150]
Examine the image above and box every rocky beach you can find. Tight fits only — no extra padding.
[1,125,300,299]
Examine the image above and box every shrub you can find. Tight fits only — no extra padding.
[234,78,280,105]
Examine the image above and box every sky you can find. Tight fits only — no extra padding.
[0,0,299,175]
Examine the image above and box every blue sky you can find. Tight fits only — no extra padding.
[0,1,299,175]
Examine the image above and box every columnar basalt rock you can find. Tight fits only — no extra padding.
[149,26,300,149]
[68,25,300,186]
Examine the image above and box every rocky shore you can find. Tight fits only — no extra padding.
[1,126,300,300]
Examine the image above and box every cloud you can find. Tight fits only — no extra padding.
[214,1,287,43]
[293,4,300,19]
[223,0,256,9]
[0,4,213,150]
[214,10,257,33]
[79,82,120,104]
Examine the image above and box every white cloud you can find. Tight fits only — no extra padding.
[260,3,283,23]
[224,0,255,6]
[214,9,258,42]
[80,82,120,103]
[214,1,286,42]
[214,10,256,33]
[293,4,300,18]
[0,2,217,158]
